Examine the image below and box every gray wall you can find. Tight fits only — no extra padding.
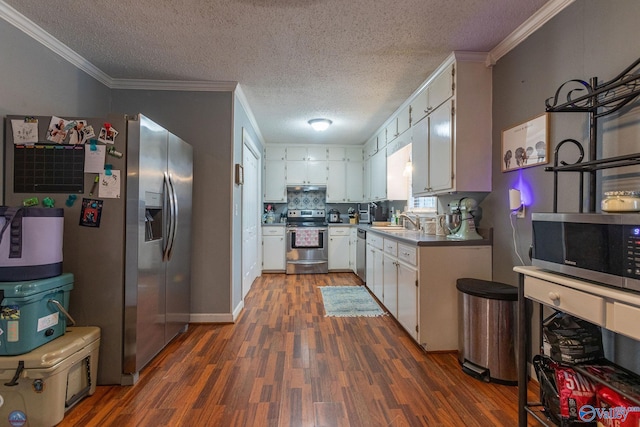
[484,0,640,369]
[0,19,111,203]
[485,0,640,284]
[111,90,235,317]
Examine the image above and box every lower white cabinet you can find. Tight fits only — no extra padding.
[418,246,491,351]
[382,239,399,317]
[350,227,358,274]
[328,226,351,271]
[368,231,492,351]
[365,234,384,301]
[397,244,418,340]
[262,226,285,271]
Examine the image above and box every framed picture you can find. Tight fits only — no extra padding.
[501,113,549,172]
[235,163,244,185]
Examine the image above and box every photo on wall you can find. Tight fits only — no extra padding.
[501,113,549,172]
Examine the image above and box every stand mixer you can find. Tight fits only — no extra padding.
[444,198,483,240]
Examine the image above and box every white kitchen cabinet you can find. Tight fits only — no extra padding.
[382,238,399,317]
[365,234,384,301]
[327,146,363,203]
[264,159,286,202]
[411,63,454,125]
[345,161,363,202]
[345,147,363,162]
[350,227,358,274]
[382,239,417,332]
[285,146,327,185]
[326,161,347,202]
[263,146,287,202]
[411,101,453,194]
[385,119,397,145]
[286,159,327,185]
[286,146,326,161]
[370,149,387,201]
[364,136,378,159]
[412,57,491,196]
[367,230,491,351]
[262,226,286,271]
[397,258,418,340]
[397,104,412,136]
[328,227,351,271]
[418,245,491,351]
[363,158,371,201]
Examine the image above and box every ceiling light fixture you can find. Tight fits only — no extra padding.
[308,118,332,132]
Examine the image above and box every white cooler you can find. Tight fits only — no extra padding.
[0,326,100,427]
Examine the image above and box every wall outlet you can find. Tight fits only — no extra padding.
[516,205,525,219]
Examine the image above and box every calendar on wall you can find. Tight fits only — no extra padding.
[13,144,85,193]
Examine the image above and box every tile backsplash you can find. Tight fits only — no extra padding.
[287,189,326,209]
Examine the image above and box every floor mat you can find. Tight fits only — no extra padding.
[319,286,386,317]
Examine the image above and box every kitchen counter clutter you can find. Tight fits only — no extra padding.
[361,224,492,247]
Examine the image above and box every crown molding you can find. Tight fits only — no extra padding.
[0,1,112,86]
[487,0,575,66]
[110,79,238,92]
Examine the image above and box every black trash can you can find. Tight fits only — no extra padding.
[456,278,517,385]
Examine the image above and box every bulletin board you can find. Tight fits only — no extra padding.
[13,144,85,193]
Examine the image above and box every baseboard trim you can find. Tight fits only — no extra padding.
[190,313,234,323]
[189,300,245,324]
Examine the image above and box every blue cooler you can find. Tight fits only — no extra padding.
[0,273,74,356]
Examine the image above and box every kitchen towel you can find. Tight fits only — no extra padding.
[294,229,319,247]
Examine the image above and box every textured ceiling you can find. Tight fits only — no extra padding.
[5,0,550,145]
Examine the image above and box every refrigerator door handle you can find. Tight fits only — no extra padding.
[163,172,176,261]
[166,172,179,260]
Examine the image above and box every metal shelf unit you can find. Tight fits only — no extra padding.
[544,57,640,212]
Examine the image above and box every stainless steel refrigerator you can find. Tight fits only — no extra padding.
[2,113,193,385]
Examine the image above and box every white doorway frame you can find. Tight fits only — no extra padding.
[241,128,262,299]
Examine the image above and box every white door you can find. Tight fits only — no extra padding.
[242,131,261,299]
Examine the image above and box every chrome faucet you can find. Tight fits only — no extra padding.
[398,213,420,230]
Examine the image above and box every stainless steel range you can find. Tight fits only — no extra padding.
[286,209,328,274]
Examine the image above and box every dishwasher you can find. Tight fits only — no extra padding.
[356,228,366,282]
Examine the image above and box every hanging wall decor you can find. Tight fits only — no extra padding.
[501,113,549,172]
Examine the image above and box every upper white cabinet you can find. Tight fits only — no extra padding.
[327,147,363,202]
[286,145,327,185]
[411,55,492,195]
[370,148,387,201]
[385,103,411,145]
[397,104,412,136]
[411,63,454,125]
[286,146,326,161]
[364,136,377,159]
[264,146,287,202]
[412,101,453,194]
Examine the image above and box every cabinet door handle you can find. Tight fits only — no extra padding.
[548,292,560,302]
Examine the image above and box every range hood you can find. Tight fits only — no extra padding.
[287,185,327,192]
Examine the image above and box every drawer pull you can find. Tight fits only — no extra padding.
[548,292,560,302]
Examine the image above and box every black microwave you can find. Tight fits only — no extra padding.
[531,213,640,292]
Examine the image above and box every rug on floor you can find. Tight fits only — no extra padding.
[319,286,386,317]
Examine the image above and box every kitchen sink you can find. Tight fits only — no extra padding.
[370,225,404,230]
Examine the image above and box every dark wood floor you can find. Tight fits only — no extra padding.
[60,273,541,426]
